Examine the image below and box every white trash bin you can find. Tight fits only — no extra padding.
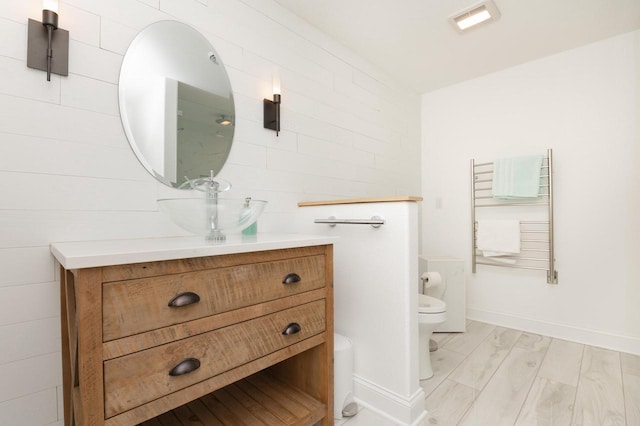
[334,333,357,419]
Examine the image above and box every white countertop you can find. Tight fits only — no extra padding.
[50,234,338,269]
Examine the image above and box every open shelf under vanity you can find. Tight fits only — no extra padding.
[139,371,325,426]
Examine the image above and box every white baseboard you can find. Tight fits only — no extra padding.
[353,375,427,426]
[467,306,640,355]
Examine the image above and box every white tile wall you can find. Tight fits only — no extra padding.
[0,282,60,326]
[99,18,138,54]
[0,95,125,146]
[0,17,27,60]
[0,318,60,364]
[59,3,100,46]
[0,388,58,426]
[60,74,119,115]
[0,0,37,24]
[0,57,60,103]
[0,247,54,287]
[0,134,148,179]
[68,40,122,83]
[0,0,420,423]
[0,352,61,402]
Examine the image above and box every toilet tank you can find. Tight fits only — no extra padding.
[419,256,466,333]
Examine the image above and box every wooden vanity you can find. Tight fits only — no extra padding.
[51,235,336,426]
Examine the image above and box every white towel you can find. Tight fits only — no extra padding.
[477,220,520,262]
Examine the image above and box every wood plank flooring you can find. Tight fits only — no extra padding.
[336,320,640,426]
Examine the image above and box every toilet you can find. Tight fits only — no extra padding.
[418,294,446,380]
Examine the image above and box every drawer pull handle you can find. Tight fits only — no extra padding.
[168,292,200,307]
[282,273,301,285]
[169,358,201,376]
[282,322,302,335]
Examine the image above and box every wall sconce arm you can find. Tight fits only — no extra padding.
[27,7,69,81]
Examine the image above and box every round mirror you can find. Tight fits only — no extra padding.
[119,21,235,188]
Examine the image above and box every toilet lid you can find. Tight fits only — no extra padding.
[419,294,446,314]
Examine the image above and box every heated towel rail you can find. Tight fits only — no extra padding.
[471,149,558,284]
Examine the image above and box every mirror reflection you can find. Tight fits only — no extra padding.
[119,21,235,188]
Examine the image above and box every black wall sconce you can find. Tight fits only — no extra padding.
[263,74,281,136]
[27,0,69,81]
[263,93,281,136]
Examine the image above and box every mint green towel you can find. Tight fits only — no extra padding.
[492,155,543,199]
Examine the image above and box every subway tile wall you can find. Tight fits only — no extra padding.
[0,0,421,423]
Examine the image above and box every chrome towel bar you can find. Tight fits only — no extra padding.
[314,216,385,228]
[471,148,558,284]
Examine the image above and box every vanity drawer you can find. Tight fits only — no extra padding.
[103,299,326,418]
[103,255,326,341]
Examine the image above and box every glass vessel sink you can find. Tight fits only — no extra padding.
[158,197,267,242]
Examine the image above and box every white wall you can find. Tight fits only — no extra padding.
[295,201,423,425]
[0,0,420,423]
[421,30,640,354]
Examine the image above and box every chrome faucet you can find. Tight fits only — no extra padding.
[204,170,220,200]
[182,171,231,242]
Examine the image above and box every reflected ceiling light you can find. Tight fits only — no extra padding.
[216,116,233,126]
[450,0,501,32]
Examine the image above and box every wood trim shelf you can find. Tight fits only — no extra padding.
[138,371,326,426]
[298,196,423,207]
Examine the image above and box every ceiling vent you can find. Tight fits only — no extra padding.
[450,0,501,32]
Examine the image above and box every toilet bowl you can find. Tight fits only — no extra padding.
[418,294,446,380]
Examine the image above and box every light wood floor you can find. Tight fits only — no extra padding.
[337,320,640,426]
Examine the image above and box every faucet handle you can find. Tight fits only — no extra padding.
[187,176,231,193]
